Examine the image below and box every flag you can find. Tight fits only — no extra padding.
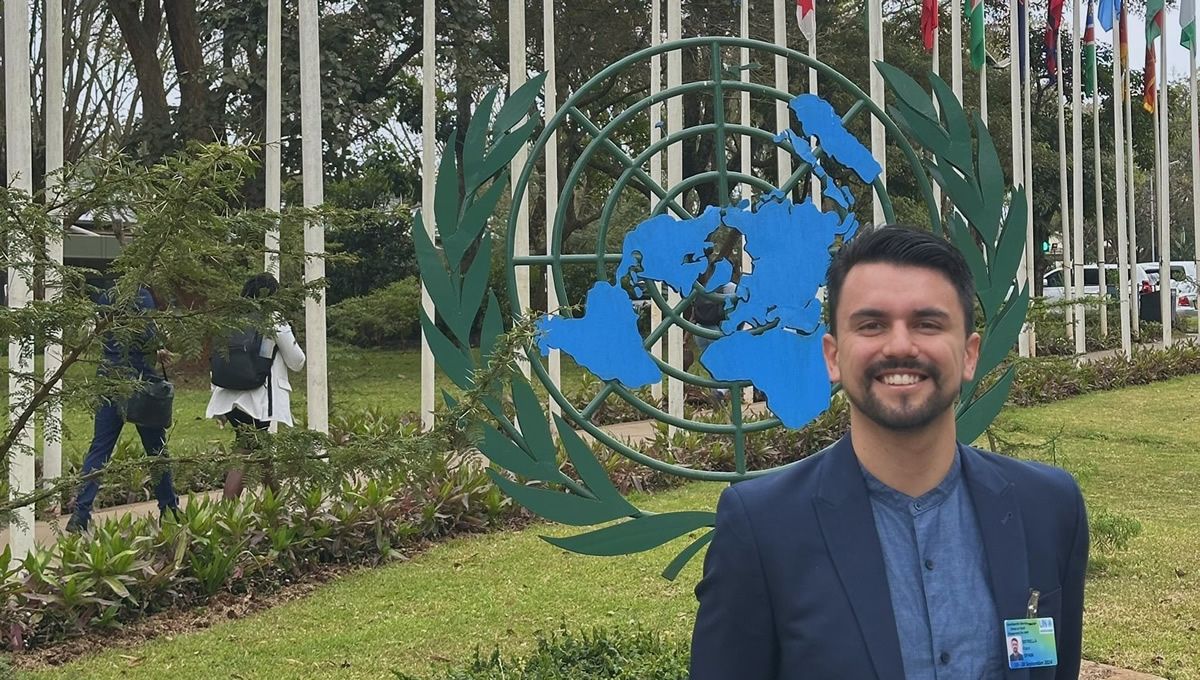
[1044,0,1066,77]
[1147,0,1164,43]
[1098,0,1116,32]
[1017,0,1027,71]
[796,0,815,42]
[1144,43,1157,113]
[1084,0,1097,95]
[1119,0,1130,100]
[922,0,940,52]
[966,0,985,71]
[1182,0,1196,50]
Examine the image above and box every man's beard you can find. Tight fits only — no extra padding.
[845,358,957,431]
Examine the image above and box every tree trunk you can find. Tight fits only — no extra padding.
[105,0,172,158]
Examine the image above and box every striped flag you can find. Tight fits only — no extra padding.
[1119,0,1130,100]
[922,0,940,52]
[1084,0,1097,95]
[796,0,815,42]
[1183,0,1196,50]
[1044,0,1066,76]
[967,0,985,71]
[1144,42,1157,113]
[1147,0,1164,43]
[1018,0,1027,71]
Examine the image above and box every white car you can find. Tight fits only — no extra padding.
[1140,261,1199,316]
[1041,264,1153,302]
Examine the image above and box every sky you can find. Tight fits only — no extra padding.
[1065,2,1196,79]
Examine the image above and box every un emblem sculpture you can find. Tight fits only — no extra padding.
[417,37,1028,578]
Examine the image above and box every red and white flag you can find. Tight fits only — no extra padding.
[796,0,816,41]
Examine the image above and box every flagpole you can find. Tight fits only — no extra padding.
[1057,31,1076,341]
[1071,0,1087,355]
[1022,0,1036,352]
[1089,3,1108,338]
[1159,28,1172,345]
[1126,38,1138,335]
[1113,9,1132,356]
[740,0,754,405]
[419,0,436,430]
[44,0,65,495]
[774,0,791,186]
[1010,0,1029,356]
[952,0,964,100]
[809,5,820,205]
[868,0,886,225]
[650,0,664,401]
[543,0,561,415]
[667,0,684,432]
[1190,39,1200,340]
[933,24,943,217]
[509,0,532,377]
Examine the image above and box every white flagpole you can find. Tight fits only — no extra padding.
[1113,10,1132,356]
[933,23,943,216]
[668,0,684,431]
[44,0,65,495]
[774,0,791,184]
[543,0,561,415]
[952,0,964,100]
[1191,39,1200,339]
[419,0,437,430]
[1159,29,1172,345]
[509,0,532,378]
[1057,32,1075,339]
[868,0,887,224]
[1009,0,1029,356]
[1126,47,1139,334]
[1022,1,1036,352]
[809,7,820,205]
[1092,52,1108,338]
[265,0,282,276]
[6,0,37,558]
[980,64,989,124]
[650,0,664,401]
[299,0,329,434]
[742,0,755,405]
[1071,0,1087,354]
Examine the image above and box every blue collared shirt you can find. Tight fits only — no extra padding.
[863,450,1006,680]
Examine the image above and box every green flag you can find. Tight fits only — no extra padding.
[1182,0,1196,50]
[1147,0,1164,43]
[1084,0,1097,95]
[967,0,985,71]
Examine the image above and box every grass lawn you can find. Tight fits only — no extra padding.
[16,377,1200,679]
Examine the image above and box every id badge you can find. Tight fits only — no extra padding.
[1004,617,1058,669]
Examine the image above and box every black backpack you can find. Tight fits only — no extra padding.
[210,328,276,391]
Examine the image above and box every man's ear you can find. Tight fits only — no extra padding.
[962,331,982,382]
[823,332,840,384]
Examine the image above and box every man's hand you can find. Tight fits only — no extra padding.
[156,348,176,367]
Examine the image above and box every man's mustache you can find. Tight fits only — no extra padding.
[865,358,941,384]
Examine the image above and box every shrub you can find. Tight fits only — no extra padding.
[1089,506,1143,554]
[328,278,422,348]
[396,627,690,680]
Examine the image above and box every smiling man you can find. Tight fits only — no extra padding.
[690,226,1088,679]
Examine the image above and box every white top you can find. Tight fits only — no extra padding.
[205,322,306,426]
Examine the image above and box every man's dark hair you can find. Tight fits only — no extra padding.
[242,272,279,299]
[825,225,975,335]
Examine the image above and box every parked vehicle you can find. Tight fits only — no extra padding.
[1041,264,1153,302]
[1139,261,1198,316]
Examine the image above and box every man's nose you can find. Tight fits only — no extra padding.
[881,323,919,357]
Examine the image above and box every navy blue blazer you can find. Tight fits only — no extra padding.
[691,435,1088,680]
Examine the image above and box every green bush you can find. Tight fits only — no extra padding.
[328,278,422,348]
[396,627,690,680]
[1090,506,1143,554]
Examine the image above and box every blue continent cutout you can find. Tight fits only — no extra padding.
[615,205,729,297]
[700,326,831,428]
[536,282,661,388]
[788,94,882,185]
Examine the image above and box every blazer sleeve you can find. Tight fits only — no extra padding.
[1056,481,1089,680]
[273,323,306,372]
[691,485,778,680]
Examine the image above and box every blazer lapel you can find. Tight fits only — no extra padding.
[814,436,905,680]
[961,445,1032,680]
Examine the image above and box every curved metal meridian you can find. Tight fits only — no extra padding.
[505,36,942,482]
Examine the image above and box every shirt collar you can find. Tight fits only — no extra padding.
[861,447,963,516]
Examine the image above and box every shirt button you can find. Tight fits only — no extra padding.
[913,502,922,510]
[924,559,935,570]
[940,651,951,664]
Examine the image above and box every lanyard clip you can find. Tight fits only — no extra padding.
[1027,589,1040,618]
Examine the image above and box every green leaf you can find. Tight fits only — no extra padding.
[977,288,1029,379]
[946,213,988,293]
[991,188,1028,289]
[412,213,459,316]
[480,293,505,366]
[493,73,547,137]
[489,472,631,526]
[956,366,1017,444]
[464,87,499,177]
[543,511,717,557]
[101,576,130,600]
[434,131,462,241]
[933,161,984,229]
[887,102,951,160]
[481,421,557,479]
[420,310,474,389]
[555,414,637,511]
[511,378,557,463]
[973,116,1005,245]
[875,62,938,124]
[478,119,539,186]
[446,179,508,267]
[929,76,974,172]
[455,234,494,346]
[661,529,714,581]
